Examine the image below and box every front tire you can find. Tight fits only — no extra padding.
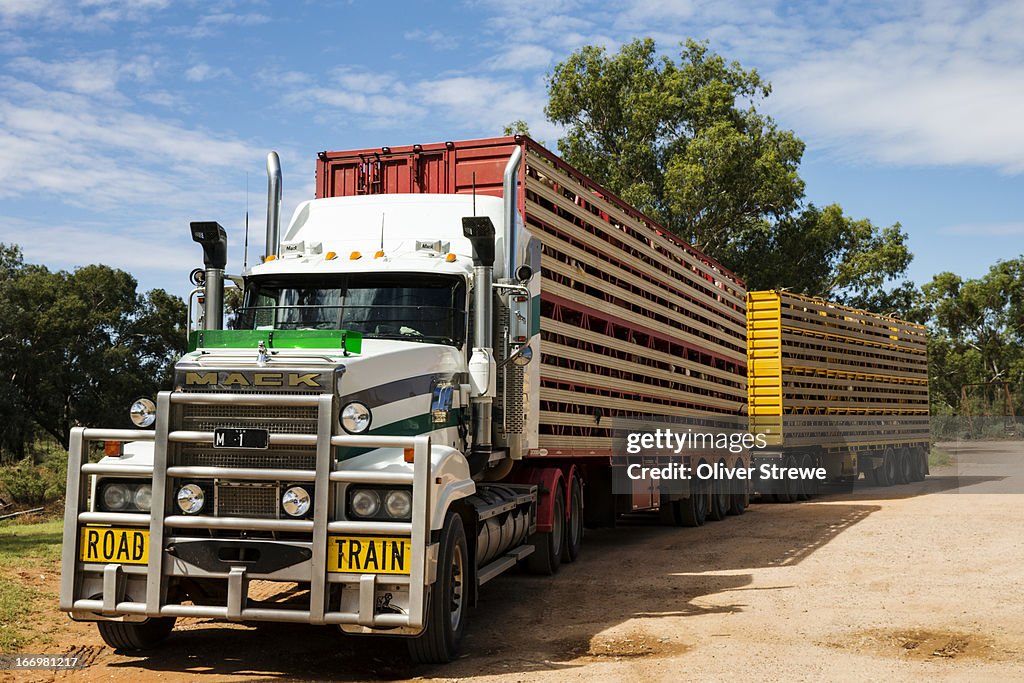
[97,617,175,651]
[408,512,468,664]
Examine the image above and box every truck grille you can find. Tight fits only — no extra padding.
[181,404,319,434]
[216,483,279,519]
[177,403,320,470]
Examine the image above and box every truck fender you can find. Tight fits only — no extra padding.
[428,445,476,531]
[504,465,570,534]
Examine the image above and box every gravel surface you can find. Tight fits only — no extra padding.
[6,448,1023,682]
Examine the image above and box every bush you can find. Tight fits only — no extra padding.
[0,451,66,506]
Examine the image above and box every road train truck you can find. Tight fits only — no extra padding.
[63,135,913,662]
[746,290,930,501]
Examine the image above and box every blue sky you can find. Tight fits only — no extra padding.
[1,0,1021,304]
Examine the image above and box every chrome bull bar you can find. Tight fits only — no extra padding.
[60,390,434,630]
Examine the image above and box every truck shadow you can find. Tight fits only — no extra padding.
[106,495,880,680]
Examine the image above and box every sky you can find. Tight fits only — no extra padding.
[1,0,1022,305]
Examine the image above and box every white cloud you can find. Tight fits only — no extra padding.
[199,12,270,26]
[185,62,233,82]
[0,0,170,31]
[8,53,154,96]
[403,29,457,51]
[486,44,555,71]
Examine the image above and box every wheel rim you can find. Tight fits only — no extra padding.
[448,542,464,631]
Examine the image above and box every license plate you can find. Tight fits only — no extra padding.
[79,527,149,565]
[213,427,269,449]
[327,536,410,574]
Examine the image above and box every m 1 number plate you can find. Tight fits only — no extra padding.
[213,427,269,449]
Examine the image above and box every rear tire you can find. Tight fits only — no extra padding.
[728,458,749,515]
[676,479,708,527]
[707,460,729,521]
[909,448,925,481]
[775,455,798,502]
[797,453,814,500]
[97,617,175,651]
[896,448,912,485]
[877,449,896,487]
[561,475,584,563]
[407,512,468,664]
[526,485,565,575]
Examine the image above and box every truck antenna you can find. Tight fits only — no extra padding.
[243,171,250,270]
[379,213,385,251]
[472,172,477,216]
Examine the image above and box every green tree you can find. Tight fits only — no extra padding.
[0,245,187,453]
[544,38,913,311]
[920,260,1024,413]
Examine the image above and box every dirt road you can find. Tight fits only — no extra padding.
[6,456,1024,682]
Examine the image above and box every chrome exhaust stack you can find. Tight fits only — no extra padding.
[266,151,282,260]
[503,144,522,279]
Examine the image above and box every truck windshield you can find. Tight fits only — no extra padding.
[233,274,467,347]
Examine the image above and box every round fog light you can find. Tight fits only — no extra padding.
[133,484,152,511]
[102,483,130,511]
[350,489,380,518]
[129,398,157,428]
[281,486,311,517]
[384,490,412,519]
[176,484,205,514]
[341,402,371,433]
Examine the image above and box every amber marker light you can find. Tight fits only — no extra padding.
[104,441,124,457]
[374,250,385,259]
[350,251,362,260]
[445,253,457,262]
[325,251,337,260]
[403,447,415,463]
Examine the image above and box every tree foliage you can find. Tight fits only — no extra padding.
[0,244,186,456]
[920,260,1024,413]
[543,38,913,310]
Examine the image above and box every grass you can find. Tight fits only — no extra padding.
[929,446,953,467]
[0,517,63,652]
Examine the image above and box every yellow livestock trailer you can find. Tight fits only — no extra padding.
[747,290,930,498]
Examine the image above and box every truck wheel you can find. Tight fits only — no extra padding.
[707,460,729,521]
[909,448,925,481]
[408,512,468,664]
[561,475,584,563]
[676,480,708,527]
[97,617,175,651]
[526,485,565,575]
[775,455,798,503]
[728,458,749,515]
[918,447,930,478]
[877,449,896,486]
[896,448,912,485]
[797,453,814,500]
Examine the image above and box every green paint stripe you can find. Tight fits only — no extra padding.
[335,409,463,461]
[188,329,362,354]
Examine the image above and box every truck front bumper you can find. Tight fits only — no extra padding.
[60,390,436,634]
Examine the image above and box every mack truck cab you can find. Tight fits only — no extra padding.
[60,148,575,664]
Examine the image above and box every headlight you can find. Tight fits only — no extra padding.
[350,489,380,518]
[384,490,412,519]
[281,486,311,517]
[133,484,152,511]
[129,398,157,428]
[176,484,205,514]
[341,402,371,433]
[102,483,130,511]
